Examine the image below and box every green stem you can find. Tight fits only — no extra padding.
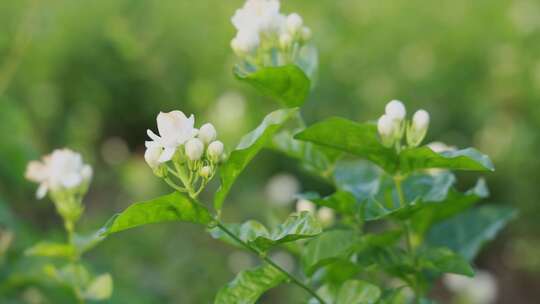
[215,223,326,304]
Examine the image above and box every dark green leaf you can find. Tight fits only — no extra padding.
[399,147,494,173]
[300,191,358,215]
[25,242,74,258]
[234,64,310,108]
[426,206,516,261]
[214,263,286,304]
[303,230,360,276]
[103,192,212,235]
[417,247,474,276]
[214,108,297,211]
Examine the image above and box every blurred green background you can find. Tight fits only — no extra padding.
[0,0,539,303]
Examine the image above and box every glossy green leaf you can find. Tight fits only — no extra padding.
[74,230,106,255]
[25,242,74,258]
[234,64,310,108]
[303,230,359,275]
[399,147,494,174]
[300,191,358,215]
[212,212,321,252]
[333,160,383,200]
[83,273,113,300]
[336,280,381,304]
[214,108,297,211]
[214,263,286,304]
[426,206,517,261]
[103,192,212,235]
[417,247,474,276]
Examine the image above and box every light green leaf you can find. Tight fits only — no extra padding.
[426,206,517,261]
[399,147,494,173]
[25,242,74,258]
[214,263,286,304]
[417,247,474,277]
[214,108,298,211]
[83,273,113,300]
[210,220,270,249]
[336,280,381,304]
[303,230,359,276]
[305,191,359,215]
[74,229,106,255]
[234,64,310,108]
[333,160,383,200]
[103,192,212,235]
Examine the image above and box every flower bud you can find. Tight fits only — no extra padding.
[199,166,212,178]
[377,114,396,148]
[279,33,293,49]
[317,207,335,227]
[407,109,430,147]
[207,140,224,161]
[231,30,259,56]
[300,26,312,42]
[199,123,217,144]
[144,144,162,169]
[286,13,303,34]
[385,100,406,121]
[296,199,316,213]
[185,138,204,161]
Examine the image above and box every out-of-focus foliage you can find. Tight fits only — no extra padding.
[0,0,538,303]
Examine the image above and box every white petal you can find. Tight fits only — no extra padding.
[61,173,83,188]
[158,147,176,163]
[147,129,162,142]
[36,183,48,199]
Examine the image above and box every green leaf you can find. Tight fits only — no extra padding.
[299,191,358,215]
[25,242,74,258]
[417,247,474,277]
[214,108,297,211]
[74,229,107,255]
[83,273,113,300]
[303,230,359,276]
[212,212,322,252]
[399,147,494,174]
[295,118,397,172]
[426,206,517,261]
[103,192,212,235]
[214,263,286,304]
[234,64,310,108]
[336,280,381,304]
[333,160,383,200]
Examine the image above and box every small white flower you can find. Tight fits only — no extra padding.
[407,109,430,147]
[296,199,316,213]
[146,110,196,163]
[265,174,299,205]
[279,33,293,49]
[185,138,204,161]
[231,0,284,35]
[207,140,224,160]
[377,114,395,136]
[144,142,163,169]
[385,100,406,121]
[199,166,212,178]
[25,149,92,199]
[286,13,303,34]
[412,109,430,131]
[231,30,260,56]
[443,271,497,304]
[199,123,217,144]
[317,207,335,227]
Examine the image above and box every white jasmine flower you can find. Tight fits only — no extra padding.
[296,199,316,213]
[146,110,196,163]
[199,123,217,144]
[377,114,395,136]
[265,173,300,205]
[207,140,225,161]
[185,138,204,161]
[279,33,293,49]
[231,0,284,35]
[144,141,162,169]
[25,149,92,199]
[412,109,430,131]
[407,109,430,147]
[286,13,303,34]
[231,30,260,56]
[385,100,406,121]
[317,207,335,227]
[443,271,497,304]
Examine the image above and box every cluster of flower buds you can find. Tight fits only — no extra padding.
[377,100,430,150]
[295,199,335,228]
[230,0,312,67]
[144,110,224,198]
[25,149,92,224]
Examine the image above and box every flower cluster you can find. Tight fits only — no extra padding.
[25,149,92,224]
[377,100,430,150]
[295,199,335,228]
[144,110,224,198]
[230,0,312,67]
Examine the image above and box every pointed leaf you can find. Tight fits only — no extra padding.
[103,192,212,235]
[336,280,381,304]
[214,108,297,211]
[25,242,74,258]
[417,247,474,277]
[399,147,494,173]
[214,263,286,304]
[303,230,359,276]
[235,64,310,108]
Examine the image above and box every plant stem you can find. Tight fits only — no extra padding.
[215,223,326,304]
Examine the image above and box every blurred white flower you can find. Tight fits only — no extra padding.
[231,0,284,36]
[25,149,92,199]
[185,138,204,161]
[231,30,260,55]
[265,173,300,205]
[146,111,196,163]
[377,114,396,148]
[199,123,217,144]
[207,140,225,161]
[199,166,212,178]
[443,271,497,304]
[295,199,316,213]
[385,100,406,121]
[407,109,430,147]
[427,141,456,153]
[412,109,430,130]
[279,32,293,49]
[317,207,335,227]
[286,13,303,34]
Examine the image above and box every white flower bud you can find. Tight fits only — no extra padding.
[199,166,212,178]
[407,109,430,147]
[207,140,224,161]
[385,100,406,121]
[144,144,162,169]
[199,123,217,144]
[296,199,316,213]
[300,26,312,42]
[286,13,303,34]
[185,138,204,161]
[378,114,396,148]
[231,30,260,56]
[317,207,335,227]
[412,109,429,130]
[279,33,293,49]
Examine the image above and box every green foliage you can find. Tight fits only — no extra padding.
[83,273,113,301]
[214,108,298,211]
[25,242,74,259]
[310,280,381,304]
[234,65,311,108]
[214,263,286,304]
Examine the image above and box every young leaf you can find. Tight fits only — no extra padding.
[234,65,310,108]
[83,273,113,300]
[103,192,212,235]
[335,280,381,304]
[295,118,398,172]
[399,147,494,174]
[417,247,474,277]
[25,242,74,258]
[426,206,517,261]
[214,108,298,211]
[214,263,286,304]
